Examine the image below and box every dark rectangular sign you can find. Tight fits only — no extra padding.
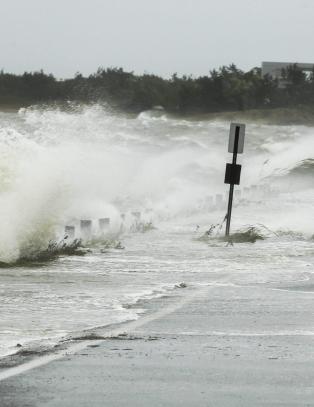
[224,163,242,185]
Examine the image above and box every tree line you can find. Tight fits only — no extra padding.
[0,64,314,113]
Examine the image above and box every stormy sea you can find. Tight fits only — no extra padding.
[0,104,314,358]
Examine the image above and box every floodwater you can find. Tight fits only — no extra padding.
[0,104,314,358]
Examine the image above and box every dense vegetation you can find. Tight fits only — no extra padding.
[1,64,314,114]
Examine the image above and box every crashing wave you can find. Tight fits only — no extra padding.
[196,224,278,244]
[288,159,314,177]
[0,238,87,267]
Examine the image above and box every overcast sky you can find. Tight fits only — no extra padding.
[1,0,313,78]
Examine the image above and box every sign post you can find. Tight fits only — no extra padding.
[224,123,245,237]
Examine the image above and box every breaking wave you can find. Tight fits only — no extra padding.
[0,104,314,262]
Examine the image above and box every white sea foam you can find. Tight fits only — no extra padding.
[0,104,314,359]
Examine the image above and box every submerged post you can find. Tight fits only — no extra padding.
[99,218,110,233]
[215,194,223,208]
[224,123,245,237]
[65,226,75,239]
[132,211,141,220]
[80,220,92,240]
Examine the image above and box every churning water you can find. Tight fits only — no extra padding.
[0,104,314,357]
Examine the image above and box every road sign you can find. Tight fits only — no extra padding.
[228,123,245,154]
[224,163,241,185]
[224,123,246,237]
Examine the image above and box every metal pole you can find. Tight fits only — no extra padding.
[225,184,234,236]
[225,126,240,237]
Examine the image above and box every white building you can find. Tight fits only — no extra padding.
[262,61,314,87]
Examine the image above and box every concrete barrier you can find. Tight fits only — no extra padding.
[250,185,257,199]
[235,190,241,199]
[244,187,250,197]
[80,220,92,239]
[99,218,110,232]
[216,194,223,207]
[206,195,213,205]
[65,226,75,239]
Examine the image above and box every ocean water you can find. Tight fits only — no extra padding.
[0,104,314,357]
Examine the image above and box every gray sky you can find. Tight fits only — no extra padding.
[1,0,313,78]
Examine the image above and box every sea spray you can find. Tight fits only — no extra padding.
[1,105,314,360]
[0,104,314,262]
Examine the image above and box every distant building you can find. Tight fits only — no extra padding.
[262,61,314,88]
